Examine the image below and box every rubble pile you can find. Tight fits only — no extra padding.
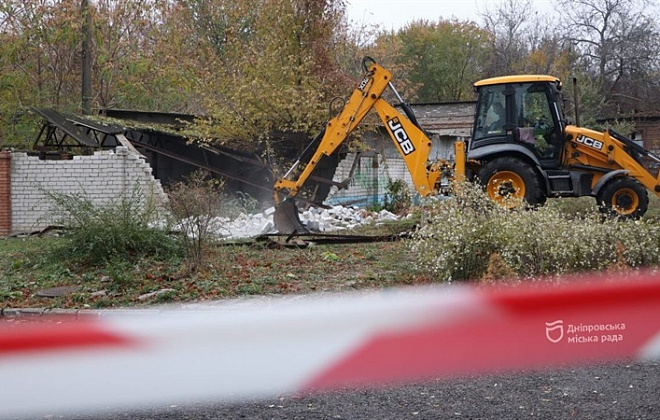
[207,205,400,239]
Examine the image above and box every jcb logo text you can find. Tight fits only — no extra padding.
[357,76,369,91]
[576,135,603,150]
[387,118,416,156]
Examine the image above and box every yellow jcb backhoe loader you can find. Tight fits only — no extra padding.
[273,57,660,233]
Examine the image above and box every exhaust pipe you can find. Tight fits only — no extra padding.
[573,77,580,127]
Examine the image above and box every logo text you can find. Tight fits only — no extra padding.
[357,76,369,91]
[576,135,604,150]
[387,118,416,156]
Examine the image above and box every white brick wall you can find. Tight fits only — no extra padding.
[325,132,459,207]
[326,153,414,207]
[10,147,168,235]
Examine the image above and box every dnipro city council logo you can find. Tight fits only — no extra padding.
[545,320,564,343]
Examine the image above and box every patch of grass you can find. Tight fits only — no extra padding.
[155,289,177,303]
[0,225,422,309]
[646,194,660,220]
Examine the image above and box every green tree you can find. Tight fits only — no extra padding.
[101,0,208,112]
[182,0,353,157]
[0,0,357,153]
[394,19,489,102]
[0,0,84,146]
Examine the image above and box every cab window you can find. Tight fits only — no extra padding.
[473,85,507,140]
[511,83,559,159]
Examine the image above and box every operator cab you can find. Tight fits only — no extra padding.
[471,75,565,168]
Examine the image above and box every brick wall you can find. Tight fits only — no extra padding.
[325,132,458,207]
[639,123,660,150]
[7,147,168,236]
[0,150,11,236]
[326,152,415,207]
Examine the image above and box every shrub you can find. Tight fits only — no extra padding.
[166,171,226,271]
[410,183,660,282]
[48,188,180,265]
[383,179,412,214]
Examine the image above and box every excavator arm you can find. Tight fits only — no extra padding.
[273,58,448,233]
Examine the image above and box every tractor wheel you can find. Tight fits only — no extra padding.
[478,157,546,208]
[597,177,648,219]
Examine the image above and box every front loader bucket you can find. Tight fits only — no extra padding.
[273,199,309,234]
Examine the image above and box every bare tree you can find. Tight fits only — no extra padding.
[480,0,534,76]
[559,0,660,110]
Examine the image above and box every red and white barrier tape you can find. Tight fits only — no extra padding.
[2,273,660,418]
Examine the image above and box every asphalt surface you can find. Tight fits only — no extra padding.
[55,361,659,420]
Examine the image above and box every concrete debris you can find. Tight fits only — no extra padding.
[193,205,401,240]
[34,285,81,298]
[138,288,176,301]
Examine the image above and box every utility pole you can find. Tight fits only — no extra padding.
[81,0,92,115]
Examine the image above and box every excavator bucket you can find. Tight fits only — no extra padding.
[273,199,309,234]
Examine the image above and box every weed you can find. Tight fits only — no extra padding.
[90,297,114,309]
[0,290,24,300]
[237,282,263,295]
[46,188,181,265]
[224,191,260,218]
[104,258,134,289]
[155,290,177,303]
[321,251,340,262]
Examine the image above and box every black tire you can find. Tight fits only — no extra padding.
[478,157,546,207]
[597,177,648,219]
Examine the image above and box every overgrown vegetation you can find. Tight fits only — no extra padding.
[0,222,419,309]
[383,179,413,214]
[166,171,226,271]
[46,188,180,265]
[44,172,247,273]
[410,184,660,282]
[4,180,660,310]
